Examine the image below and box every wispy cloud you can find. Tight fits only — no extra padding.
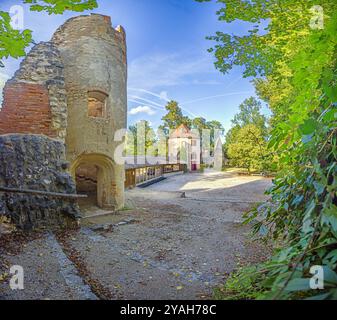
[129,95,198,118]
[128,88,170,102]
[128,52,211,90]
[128,105,156,116]
[129,96,166,110]
[127,52,216,119]
[191,79,223,85]
[181,91,255,106]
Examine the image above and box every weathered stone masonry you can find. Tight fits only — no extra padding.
[0,135,81,230]
[0,14,127,229]
[52,14,127,210]
[0,42,67,140]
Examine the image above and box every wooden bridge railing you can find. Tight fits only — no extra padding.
[125,163,186,189]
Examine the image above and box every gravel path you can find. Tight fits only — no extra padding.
[0,170,273,300]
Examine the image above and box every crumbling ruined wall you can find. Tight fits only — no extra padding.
[0,135,81,230]
[0,42,73,230]
[0,14,127,230]
[0,42,67,141]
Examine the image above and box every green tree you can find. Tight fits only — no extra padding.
[223,125,240,158]
[200,0,337,300]
[227,124,267,173]
[206,120,224,154]
[192,116,207,133]
[126,120,157,156]
[232,97,267,133]
[0,0,98,67]
[206,120,224,133]
[224,97,268,157]
[197,0,335,78]
[192,118,225,135]
[160,100,191,134]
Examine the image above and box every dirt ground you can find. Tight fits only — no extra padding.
[0,170,273,300]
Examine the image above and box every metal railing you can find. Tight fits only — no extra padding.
[0,186,87,199]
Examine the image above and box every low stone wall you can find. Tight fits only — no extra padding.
[0,134,81,230]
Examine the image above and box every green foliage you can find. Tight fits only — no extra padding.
[160,100,192,134]
[206,120,225,150]
[128,103,225,158]
[192,116,207,131]
[0,0,97,67]
[224,96,273,172]
[224,125,240,149]
[192,117,224,151]
[202,0,337,300]
[214,265,270,300]
[227,124,270,173]
[126,120,157,156]
[244,65,337,299]
[23,0,98,15]
[232,97,267,134]
[0,12,32,67]
[197,0,335,78]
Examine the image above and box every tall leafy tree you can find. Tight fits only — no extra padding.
[227,124,268,173]
[207,120,224,153]
[224,125,240,155]
[192,118,225,135]
[191,117,225,161]
[232,97,267,133]
[192,117,207,132]
[126,120,157,156]
[200,0,337,299]
[160,100,191,134]
[224,96,268,157]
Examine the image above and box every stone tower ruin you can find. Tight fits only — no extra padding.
[0,14,127,229]
[52,14,127,210]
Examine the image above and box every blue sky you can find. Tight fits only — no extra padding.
[0,0,269,133]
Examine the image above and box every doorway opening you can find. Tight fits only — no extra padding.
[72,154,116,213]
[75,164,99,208]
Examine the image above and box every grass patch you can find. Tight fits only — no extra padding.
[213,264,270,300]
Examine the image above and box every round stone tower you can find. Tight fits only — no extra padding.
[51,14,127,210]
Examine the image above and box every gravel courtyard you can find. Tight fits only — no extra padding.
[0,170,273,300]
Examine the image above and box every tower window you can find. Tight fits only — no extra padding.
[88,91,108,118]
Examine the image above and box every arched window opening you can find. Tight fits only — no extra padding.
[88,90,108,118]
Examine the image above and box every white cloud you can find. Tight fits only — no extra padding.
[128,105,156,116]
[128,88,170,102]
[0,72,10,105]
[159,91,169,101]
[0,72,9,87]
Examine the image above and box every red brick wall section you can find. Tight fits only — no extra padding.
[0,82,56,138]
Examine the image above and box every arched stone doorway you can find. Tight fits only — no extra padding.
[75,163,99,207]
[70,154,116,210]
